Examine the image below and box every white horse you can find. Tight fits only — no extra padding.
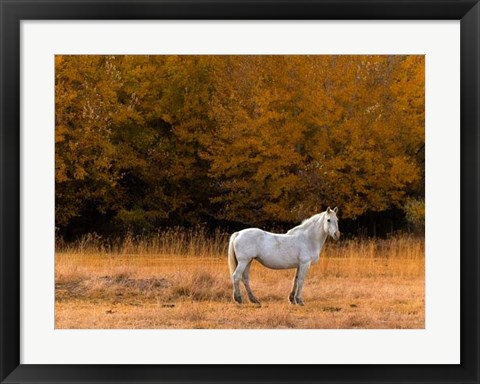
[227,207,340,305]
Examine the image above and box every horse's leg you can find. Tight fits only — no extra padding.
[294,263,311,306]
[289,268,299,304]
[242,262,260,305]
[232,260,249,304]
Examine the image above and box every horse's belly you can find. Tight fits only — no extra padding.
[255,256,298,270]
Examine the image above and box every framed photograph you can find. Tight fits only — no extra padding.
[1,0,479,383]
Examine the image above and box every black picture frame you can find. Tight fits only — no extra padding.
[1,1,479,383]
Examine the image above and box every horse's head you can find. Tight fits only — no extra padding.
[324,207,341,240]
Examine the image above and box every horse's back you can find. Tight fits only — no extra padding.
[235,228,265,246]
[233,228,271,254]
[235,227,283,245]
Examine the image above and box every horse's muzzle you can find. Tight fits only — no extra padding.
[333,232,341,241]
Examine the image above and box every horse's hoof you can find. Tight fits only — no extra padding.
[233,296,243,304]
[295,298,304,306]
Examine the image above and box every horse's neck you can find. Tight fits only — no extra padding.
[305,216,328,253]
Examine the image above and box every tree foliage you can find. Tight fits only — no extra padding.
[55,55,424,236]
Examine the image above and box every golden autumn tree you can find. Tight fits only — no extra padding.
[56,56,192,233]
[55,56,123,227]
[55,55,424,236]
[201,56,307,224]
[295,56,424,218]
[202,55,424,223]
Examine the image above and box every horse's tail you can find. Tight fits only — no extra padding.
[228,232,239,277]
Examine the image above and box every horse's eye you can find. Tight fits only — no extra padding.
[327,219,331,222]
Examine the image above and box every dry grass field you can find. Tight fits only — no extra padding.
[55,231,424,329]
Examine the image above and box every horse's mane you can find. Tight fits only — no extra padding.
[286,212,324,234]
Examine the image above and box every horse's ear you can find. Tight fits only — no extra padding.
[326,207,331,213]
[333,206,338,213]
